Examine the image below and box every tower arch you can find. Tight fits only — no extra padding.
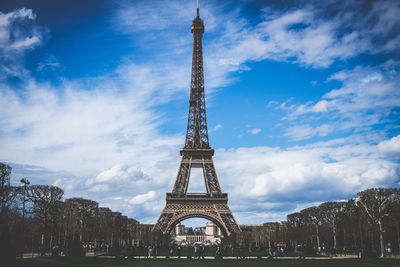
[165,212,229,237]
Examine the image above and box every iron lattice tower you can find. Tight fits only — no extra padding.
[153,8,240,236]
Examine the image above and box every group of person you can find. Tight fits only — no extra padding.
[192,244,206,259]
[167,244,227,259]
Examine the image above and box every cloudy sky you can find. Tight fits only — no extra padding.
[1,0,399,225]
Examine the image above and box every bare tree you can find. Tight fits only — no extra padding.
[341,199,363,249]
[0,163,14,216]
[390,198,400,254]
[98,207,113,246]
[301,206,323,251]
[64,198,99,244]
[28,185,64,250]
[356,188,400,258]
[287,212,306,250]
[0,163,17,262]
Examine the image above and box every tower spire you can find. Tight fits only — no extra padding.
[186,2,207,149]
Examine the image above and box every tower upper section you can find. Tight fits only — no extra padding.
[184,7,210,150]
[191,8,204,33]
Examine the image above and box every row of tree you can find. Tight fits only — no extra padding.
[0,162,158,263]
[235,188,400,258]
[285,188,400,257]
[1,161,399,261]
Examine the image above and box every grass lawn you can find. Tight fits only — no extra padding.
[15,257,400,267]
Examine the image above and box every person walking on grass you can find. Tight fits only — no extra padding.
[215,246,221,259]
[199,245,205,259]
[193,244,198,258]
[177,245,181,259]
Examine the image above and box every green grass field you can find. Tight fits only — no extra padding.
[15,257,400,267]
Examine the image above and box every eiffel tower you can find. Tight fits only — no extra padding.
[153,7,240,237]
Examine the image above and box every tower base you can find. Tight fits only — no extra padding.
[153,193,240,236]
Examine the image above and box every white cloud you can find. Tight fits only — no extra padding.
[88,184,110,193]
[210,124,222,132]
[114,1,217,33]
[214,137,399,223]
[0,8,44,80]
[203,4,376,79]
[91,165,145,184]
[378,135,400,157]
[0,62,187,176]
[252,8,363,67]
[248,128,262,135]
[8,35,40,51]
[200,0,400,95]
[108,1,400,98]
[312,100,330,112]
[284,124,335,141]
[0,8,37,48]
[282,66,400,140]
[129,191,156,205]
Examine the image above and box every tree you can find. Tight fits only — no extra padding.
[0,163,17,263]
[342,199,364,249]
[390,198,400,254]
[111,212,122,247]
[98,207,113,245]
[287,212,306,251]
[356,188,400,258]
[301,206,323,252]
[319,201,346,250]
[0,163,14,216]
[64,198,98,244]
[28,185,64,250]
[385,195,400,254]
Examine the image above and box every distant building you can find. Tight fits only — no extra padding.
[173,222,222,245]
[175,223,185,235]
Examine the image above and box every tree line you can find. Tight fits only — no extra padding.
[1,162,399,262]
[233,189,400,258]
[284,188,400,257]
[0,162,158,263]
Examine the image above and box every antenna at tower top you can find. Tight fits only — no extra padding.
[196,0,200,17]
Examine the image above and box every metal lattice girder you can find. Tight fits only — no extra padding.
[172,156,191,194]
[153,8,240,236]
[203,161,221,194]
[153,194,240,236]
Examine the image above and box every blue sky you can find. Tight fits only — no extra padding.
[1,0,399,225]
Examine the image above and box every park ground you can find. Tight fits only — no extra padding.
[14,257,400,267]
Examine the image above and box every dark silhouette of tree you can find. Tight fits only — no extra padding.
[28,185,64,251]
[301,206,323,252]
[0,163,16,263]
[356,188,400,258]
[64,198,99,246]
[341,200,363,250]
[0,163,14,216]
[319,201,346,250]
[287,212,306,251]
